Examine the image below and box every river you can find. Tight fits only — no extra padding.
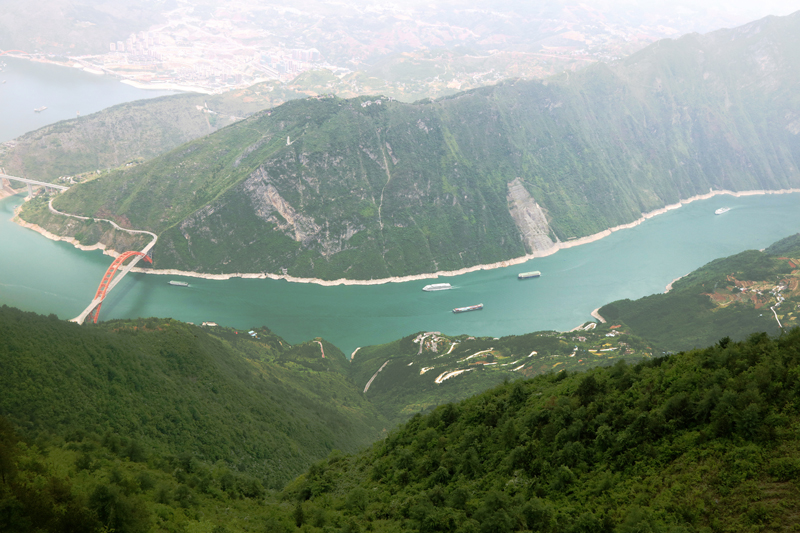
[0,56,175,142]
[1,57,799,355]
[2,192,799,355]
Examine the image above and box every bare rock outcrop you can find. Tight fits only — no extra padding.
[507,177,556,253]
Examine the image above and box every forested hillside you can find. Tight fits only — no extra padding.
[21,12,800,280]
[4,312,800,531]
[0,305,386,489]
[276,327,800,532]
[600,233,800,351]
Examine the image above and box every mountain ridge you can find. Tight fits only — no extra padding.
[19,12,800,281]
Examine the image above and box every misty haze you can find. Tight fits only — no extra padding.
[2,1,800,532]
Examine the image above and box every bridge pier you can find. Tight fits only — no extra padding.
[27,183,33,197]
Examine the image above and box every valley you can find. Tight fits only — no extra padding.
[4,191,800,356]
[11,12,800,283]
[3,7,800,533]
[3,297,800,532]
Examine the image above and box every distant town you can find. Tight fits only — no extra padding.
[9,0,698,96]
[68,3,339,93]
[2,0,753,100]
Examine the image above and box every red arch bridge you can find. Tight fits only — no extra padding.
[72,251,153,324]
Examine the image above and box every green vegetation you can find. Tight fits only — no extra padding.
[0,84,298,182]
[0,418,278,532]
[278,327,800,532]
[19,195,153,250]
[5,306,800,531]
[0,305,386,490]
[20,13,800,280]
[351,326,654,427]
[600,233,800,352]
[6,253,800,531]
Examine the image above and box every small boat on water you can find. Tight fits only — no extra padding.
[169,280,189,287]
[453,303,483,313]
[34,106,47,113]
[423,283,452,291]
[518,271,541,279]
[715,207,730,215]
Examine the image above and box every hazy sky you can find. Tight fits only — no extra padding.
[345,0,800,36]
[356,0,800,21]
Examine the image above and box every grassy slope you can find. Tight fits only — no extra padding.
[27,13,800,280]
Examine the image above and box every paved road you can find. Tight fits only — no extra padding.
[0,174,69,191]
[49,199,158,324]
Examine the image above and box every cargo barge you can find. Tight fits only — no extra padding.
[518,271,541,279]
[169,281,190,287]
[423,283,452,291]
[453,303,483,313]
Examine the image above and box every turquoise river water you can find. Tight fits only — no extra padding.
[2,57,799,355]
[2,193,799,355]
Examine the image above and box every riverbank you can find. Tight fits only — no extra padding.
[15,187,800,286]
[665,274,688,293]
[12,204,112,254]
[10,197,156,256]
[591,309,607,324]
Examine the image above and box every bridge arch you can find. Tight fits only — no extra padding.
[88,251,153,323]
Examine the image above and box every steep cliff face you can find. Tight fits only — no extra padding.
[507,178,556,254]
[38,12,800,280]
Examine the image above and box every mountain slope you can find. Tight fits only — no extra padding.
[0,306,386,489]
[277,327,800,532]
[350,327,654,427]
[0,84,298,181]
[25,13,800,280]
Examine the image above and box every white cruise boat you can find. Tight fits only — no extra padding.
[422,283,452,292]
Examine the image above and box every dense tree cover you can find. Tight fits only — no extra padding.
[279,327,800,532]
[600,233,800,351]
[4,308,800,531]
[0,414,289,532]
[5,309,799,532]
[24,12,800,280]
[0,306,386,489]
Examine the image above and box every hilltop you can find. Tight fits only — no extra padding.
[0,83,300,182]
[18,11,800,281]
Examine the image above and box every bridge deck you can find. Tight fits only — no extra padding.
[71,237,157,325]
[0,174,69,190]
